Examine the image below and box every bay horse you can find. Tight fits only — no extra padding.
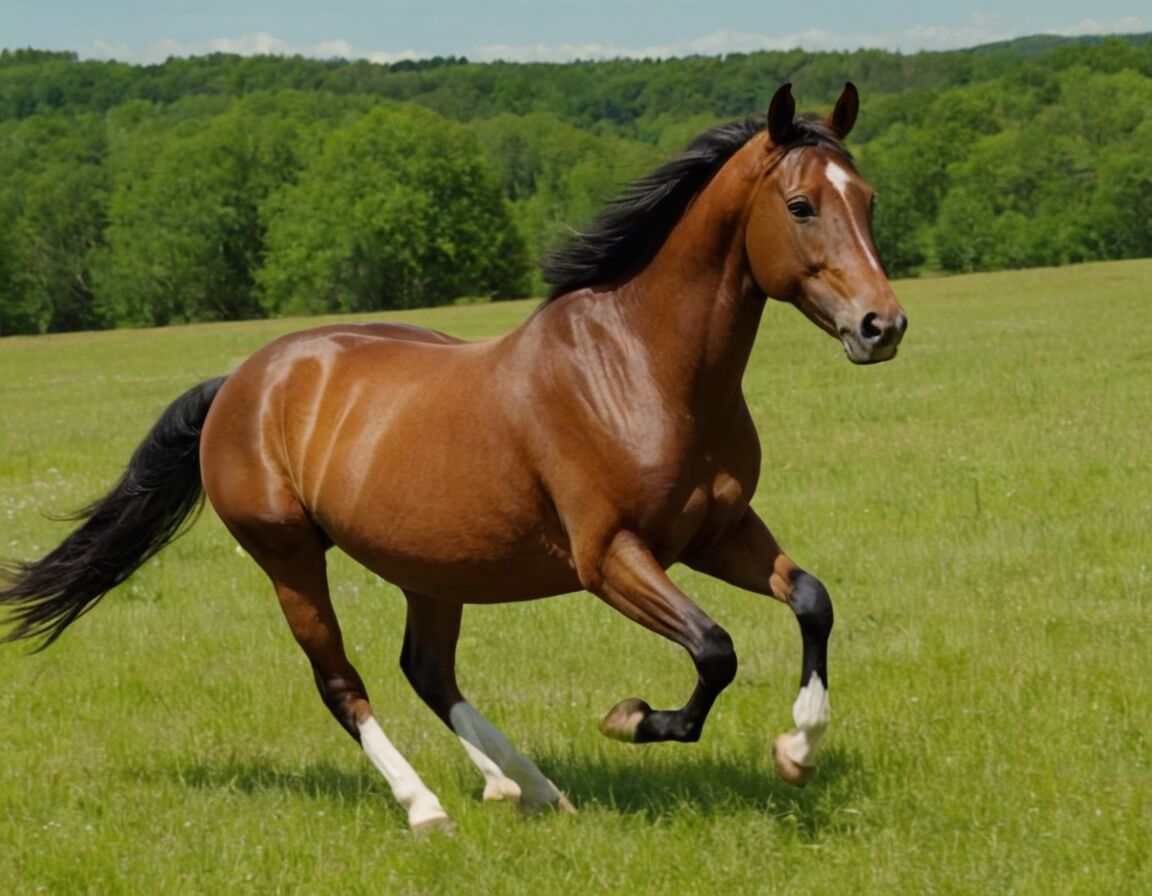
[0,83,906,831]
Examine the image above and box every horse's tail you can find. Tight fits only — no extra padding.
[0,376,228,650]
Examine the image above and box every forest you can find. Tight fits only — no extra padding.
[1,33,1151,334]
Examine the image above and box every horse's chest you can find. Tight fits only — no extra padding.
[647,470,748,568]
[645,485,710,566]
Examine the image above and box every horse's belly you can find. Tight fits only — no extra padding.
[314,464,581,602]
[342,540,583,603]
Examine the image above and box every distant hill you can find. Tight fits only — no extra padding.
[967,31,1152,56]
[1,33,1150,333]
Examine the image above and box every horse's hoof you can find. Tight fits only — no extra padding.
[553,793,579,816]
[772,733,816,787]
[600,698,651,742]
[409,811,456,834]
[482,778,522,802]
[517,789,578,817]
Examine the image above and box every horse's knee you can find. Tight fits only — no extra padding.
[697,623,738,690]
[789,570,834,641]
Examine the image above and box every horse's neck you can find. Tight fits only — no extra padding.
[611,146,767,412]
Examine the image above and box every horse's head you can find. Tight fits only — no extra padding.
[746,83,907,364]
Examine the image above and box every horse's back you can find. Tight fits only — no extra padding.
[324,321,466,346]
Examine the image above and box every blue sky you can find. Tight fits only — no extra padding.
[3,1,1148,64]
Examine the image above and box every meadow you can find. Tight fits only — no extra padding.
[0,260,1148,894]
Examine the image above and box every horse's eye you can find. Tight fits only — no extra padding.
[788,199,816,220]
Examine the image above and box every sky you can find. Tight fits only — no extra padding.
[3,1,1148,65]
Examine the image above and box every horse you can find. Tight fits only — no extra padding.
[0,83,906,831]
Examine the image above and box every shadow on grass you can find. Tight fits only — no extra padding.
[163,759,378,806]
[153,743,872,839]
[535,743,874,839]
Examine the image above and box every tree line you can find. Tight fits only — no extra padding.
[1,35,1150,334]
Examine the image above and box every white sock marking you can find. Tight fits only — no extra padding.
[782,672,830,767]
[358,716,449,829]
[458,738,523,802]
[449,702,560,811]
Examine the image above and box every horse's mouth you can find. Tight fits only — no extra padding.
[840,329,901,365]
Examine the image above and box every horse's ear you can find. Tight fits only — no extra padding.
[827,82,859,140]
[767,83,796,146]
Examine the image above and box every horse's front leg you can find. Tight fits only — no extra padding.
[685,509,833,786]
[579,530,738,744]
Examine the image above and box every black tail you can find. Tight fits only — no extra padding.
[0,376,228,650]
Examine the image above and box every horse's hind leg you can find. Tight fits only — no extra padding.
[236,524,451,831]
[401,591,575,814]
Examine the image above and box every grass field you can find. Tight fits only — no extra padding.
[1,260,1149,894]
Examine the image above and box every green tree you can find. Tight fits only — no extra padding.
[470,113,663,292]
[258,105,529,315]
[933,122,1096,272]
[0,111,108,333]
[1089,139,1152,259]
[4,38,1152,335]
[858,86,1003,275]
[93,95,323,326]
[14,162,108,331]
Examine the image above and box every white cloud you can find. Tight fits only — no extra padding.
[87,32,429,65]
[470,29,865,63]
[1054,17,1148,37]
[474,14,1150,62]
[470,25,999,62]
[84,16,1150,67]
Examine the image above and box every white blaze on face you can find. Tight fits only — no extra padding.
[825,160,884,275]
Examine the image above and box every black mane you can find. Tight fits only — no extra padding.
[540,115,852,300]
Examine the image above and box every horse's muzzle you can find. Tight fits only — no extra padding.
[840,311,907,364]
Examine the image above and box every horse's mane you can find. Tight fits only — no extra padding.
[540,115,852,300]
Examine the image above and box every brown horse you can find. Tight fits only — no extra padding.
[1,83,905,831]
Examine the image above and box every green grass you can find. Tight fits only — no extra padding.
[1,260,1149,894]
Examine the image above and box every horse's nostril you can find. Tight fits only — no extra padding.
[858,311,906,350]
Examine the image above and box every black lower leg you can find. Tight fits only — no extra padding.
[789,570,833,688]
[399,631,462,728]
[399,595,464,729]
[634,623,738,743]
